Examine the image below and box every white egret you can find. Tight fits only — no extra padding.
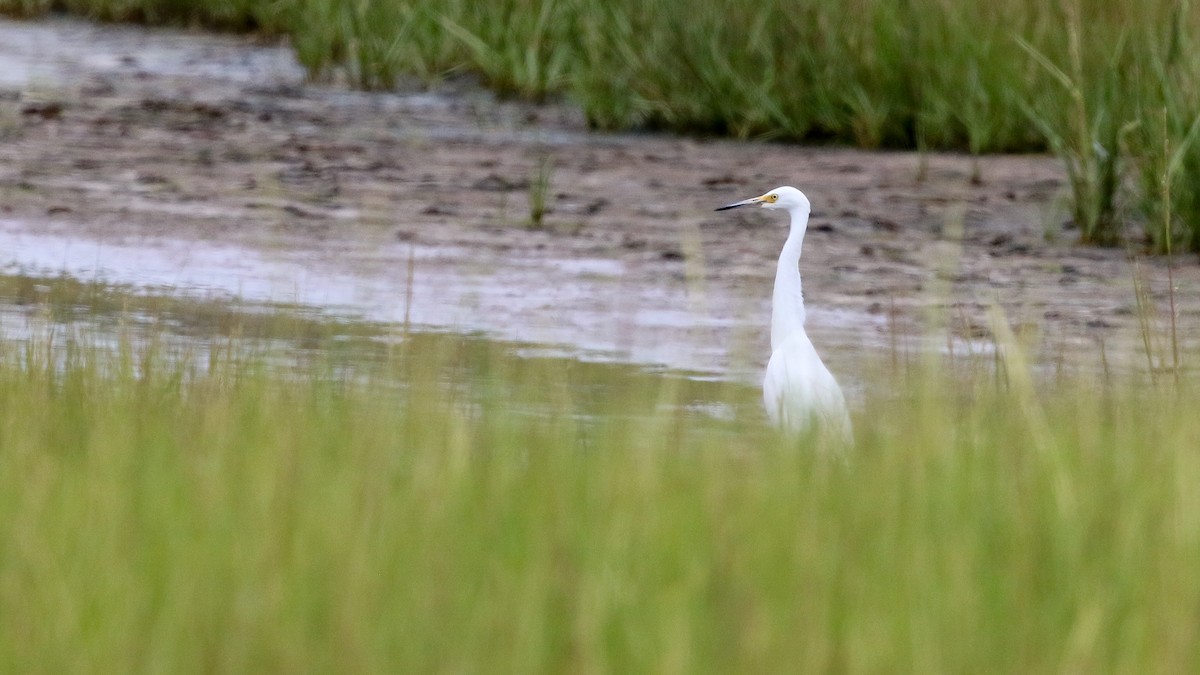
[716,186,852,442]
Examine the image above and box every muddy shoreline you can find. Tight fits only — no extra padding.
[2,17,1197,381]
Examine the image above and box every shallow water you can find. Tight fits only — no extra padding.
[0,217,894,382]
[0,266,760,431]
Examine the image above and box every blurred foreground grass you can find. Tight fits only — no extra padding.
[0,308,1198,671]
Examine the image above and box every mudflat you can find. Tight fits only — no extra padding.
[1,17,1196,380]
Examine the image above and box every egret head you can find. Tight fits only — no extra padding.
[715,186,809,213]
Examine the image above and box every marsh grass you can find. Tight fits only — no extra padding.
[1016,22,1132,247]
[0,0,1168,145]
[0,276,1198,670]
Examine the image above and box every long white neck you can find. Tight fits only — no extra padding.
[770,207,809,351]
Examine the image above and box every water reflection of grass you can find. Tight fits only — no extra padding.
[0,272,391,341]
[0,278,1197,670]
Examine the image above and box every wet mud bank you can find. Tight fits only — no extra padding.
[2,17,1198,382]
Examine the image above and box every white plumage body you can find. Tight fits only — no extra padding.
[763,330,852,441]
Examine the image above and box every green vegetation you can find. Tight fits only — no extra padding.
[1,3,1197,664]
[0,273,1196,670]
[527,152,554,229]
[5,0,1200,249]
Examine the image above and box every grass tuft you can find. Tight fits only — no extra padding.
[526,152,554,229]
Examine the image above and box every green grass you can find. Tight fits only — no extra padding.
[0,291,1198,671]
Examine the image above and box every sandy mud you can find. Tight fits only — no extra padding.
[1,17,1197,384]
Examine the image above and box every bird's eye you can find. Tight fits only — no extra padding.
[770,194,778,201]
